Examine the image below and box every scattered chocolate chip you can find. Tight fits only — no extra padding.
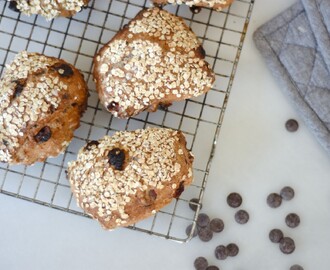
[198,227,213,242]
[267,193,282,208]
[84,140,100,151]
[235,210,249,224]
[123,23,129,29]
[108,148,125,170]
[189,198,202,212]
[174,181,185,198]
[107,101,119,112]
[285,119,299,132]
[13,79,26,98]
[269,229,284,243]
[197,213,210,228]
[215,245,228,260]
[206,266,219,270]
[9,1,19,12]
[210,218,224,233]
[290,264,304,270]
[52,63,73,77]
[280,186,295,201]
[186,224,198,238]
[279,237,295,254]
[226,243,239,257]
[194,257,208,270]
[285,213,300,228]
[227,192,242,208]
[190,5,202,14]
[34,126,51,143]
[149,189,157,201]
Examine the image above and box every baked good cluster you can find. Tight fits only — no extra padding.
[1,0,235,229]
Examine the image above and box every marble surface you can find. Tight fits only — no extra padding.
[1,0,330,269]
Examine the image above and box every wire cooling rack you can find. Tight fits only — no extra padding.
[0,0,254,242]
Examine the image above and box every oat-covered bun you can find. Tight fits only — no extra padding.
[93,7,215,118]
[9,0,89,20]
[67,128,194,230]
[0,51,88,165]
[152,0,235,11]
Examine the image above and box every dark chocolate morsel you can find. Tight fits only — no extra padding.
[267,193,282,208]
[52,63,73,77]
[279,237,295,254]
[269,229,283,243]
[194,256,208,270]
[34,126,52,143]
[85,140,100,151]
[108,148,125,170]
[190,5,202,14]
[197,213,210,228]
[226,243,239,257]
[13,79,26,98]
[214,245,227,260]
[9,1,19,12]
[107,101,119,112]
[227,192,242,208]
[174,181,185,198]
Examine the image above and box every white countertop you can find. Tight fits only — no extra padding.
[1,0,330,269]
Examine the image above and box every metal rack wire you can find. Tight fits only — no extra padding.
[0,0,254,242]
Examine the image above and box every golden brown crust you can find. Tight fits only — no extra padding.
[152,0,235,11]
[67,128,194,230]
[0,51,88,165]
[12,0,90,20]
[93,7,215,118]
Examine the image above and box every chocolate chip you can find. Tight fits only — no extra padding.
[198,227,213,242]
[190,5,202,14]
[174,181,185,198]
[2,139,9,146]
[84,140,100,151]
[197,213,210,228]
[226,243,239,257]
[227,192,242,208]
[107,101,119,112]
[206,266,219,270]
[285,213,300,228]
[194,257,208,270]
[279,237,295,254]
[34,126,51,143]
[235,210,249,224]
[267,193,282,208]
[280,186,295,201]
[189,198,202,212]
[209,218,224,233]
[214,245,227,260]
[149,189,157,201]
[285,119,299,132]
[197,45,206,58]
[13,79,26,98]
[108,148,125,170]
[186,224,198,238]
[290,264,304,270]
[9,1,19,12]
[158,103,171,111]
[53,63,73,77]
[269,229,283,243]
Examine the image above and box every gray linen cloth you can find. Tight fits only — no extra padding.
[253,0,330,155]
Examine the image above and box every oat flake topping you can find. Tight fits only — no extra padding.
[14,0,87,20]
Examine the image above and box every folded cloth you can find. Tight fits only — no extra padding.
[253,0,330,156]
